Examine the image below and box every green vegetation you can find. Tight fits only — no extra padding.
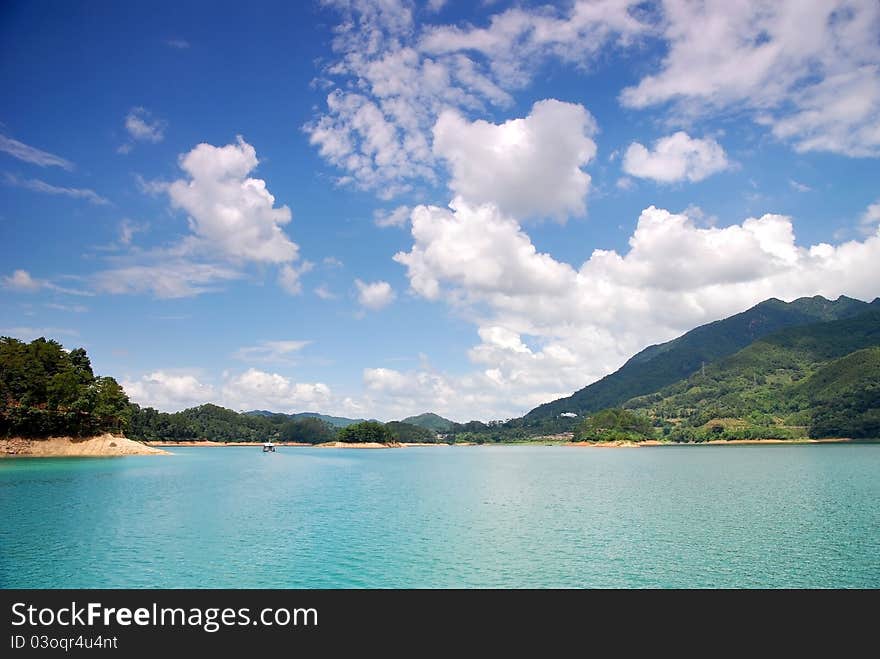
[246,410,366,428]
[337,421,393,443]
[0,337,131,437]
[384,421,437,442]
[400,412,454,432]
[624,311,880,441]
[524,295,875,427]
[572,408,654,442]
[278,416,338,443]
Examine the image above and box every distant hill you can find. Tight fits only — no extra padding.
[245,410,366,428]
[400,412,455,432]
[524,295,876,424]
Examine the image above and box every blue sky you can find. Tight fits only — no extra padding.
[2,0,879,421]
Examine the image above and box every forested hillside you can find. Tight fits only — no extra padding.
[0,337,130,437]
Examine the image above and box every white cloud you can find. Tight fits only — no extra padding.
[45,303,88,313]
[0,135,74,170]
[2,269,43,292]
[419,0,650,88]
[278,261,314,295]
[91,261,242,298]
[4,173,109,205]
[124,107,167,143]
[622,132,729,183]
[789,179,812,193]
[391,198,880,418]
[374,205,411,228]
[123,371,216,411]
[2,268,93,297]
[433,99,597,220]
[234,340,311,364]
[355,278,396,310]
[221,368,332,413]
[168,136,299,264]
[166,38,190,49]
[306,1,646,196]
[620,0,880,157]
[861,200,880,227]
[92,138,306,299]
[314,284,337,300]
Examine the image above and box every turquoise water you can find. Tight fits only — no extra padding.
[1,445,879,588]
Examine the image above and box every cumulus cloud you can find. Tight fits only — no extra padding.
[355,278,396,310]
[122,371,216,411]
[310,0,880,195]
[433,99,597,220]
[0,134,74,170]
[221,368,332,413]
[307,0,645,196]
[94,138,306,299]
[4,173,109,205]
[122,367,333,414]
[168,136,299,264]
[391,198,880,418]
[622,132,729,183]
[620,0,880,157]
[124,107,167,144]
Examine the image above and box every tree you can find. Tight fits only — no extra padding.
[93,377,131,433]
[384,421,436,442]
[279,417,337,444]
[573,408,654,442]
[337,421,393,443]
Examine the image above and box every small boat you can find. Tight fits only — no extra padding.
[262,442,276,453]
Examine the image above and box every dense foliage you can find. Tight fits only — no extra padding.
[277,416,338,443]
[128,403,284,442]
[572,408,654,442]
[625,311,880,440]
[0,337,130,437]
[400,412,454,432]
[337,421,393,443]
[384,421,437,442]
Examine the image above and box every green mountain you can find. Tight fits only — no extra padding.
[524,295,876,426]
[623,310,880,440]
[400,412,455,432]
[245,410,365,428]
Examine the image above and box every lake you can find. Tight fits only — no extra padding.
[1,444,878,588]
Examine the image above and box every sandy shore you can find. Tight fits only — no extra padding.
[569,439,664,448]
[144,441,311,447]
[313,441,403,449]
[1,434,169,457]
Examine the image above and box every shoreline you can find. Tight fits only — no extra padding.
[1,434,170,458]
[567,437,861,448]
